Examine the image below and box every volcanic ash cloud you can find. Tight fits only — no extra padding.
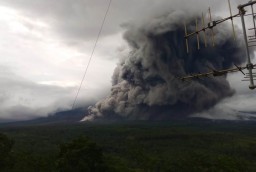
[82,10,246,121]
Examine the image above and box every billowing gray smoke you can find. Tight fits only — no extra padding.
[83,10,246,121]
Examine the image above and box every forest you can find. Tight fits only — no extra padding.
[1,119,256,171]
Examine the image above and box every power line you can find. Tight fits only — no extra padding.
[72,0,112,109]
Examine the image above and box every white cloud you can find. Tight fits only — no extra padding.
[0,3,119,120]
[0,0,254,121]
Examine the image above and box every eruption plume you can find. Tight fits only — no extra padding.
[82,10,246,121]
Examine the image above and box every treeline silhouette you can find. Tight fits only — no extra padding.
[1,121,256,171]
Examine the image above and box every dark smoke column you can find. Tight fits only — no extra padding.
[82,10,245,121]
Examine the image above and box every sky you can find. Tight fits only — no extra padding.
[0,0,255,121]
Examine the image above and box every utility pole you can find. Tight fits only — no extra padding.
[238,1,256,89]
[181,0,256,90]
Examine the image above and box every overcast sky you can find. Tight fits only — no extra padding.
[0,0,254,121]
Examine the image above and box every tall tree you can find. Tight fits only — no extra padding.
[56,136,109,172]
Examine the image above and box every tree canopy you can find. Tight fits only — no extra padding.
[56,136,109,172]
[0,133,14,170]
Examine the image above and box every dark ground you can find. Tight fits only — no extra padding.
[1,119,256,171]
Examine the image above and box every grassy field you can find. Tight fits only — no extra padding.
[1,119,256,171]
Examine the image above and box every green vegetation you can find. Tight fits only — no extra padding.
[1,120,256,171]
[0,133,14,170]
[57,136,110,172]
